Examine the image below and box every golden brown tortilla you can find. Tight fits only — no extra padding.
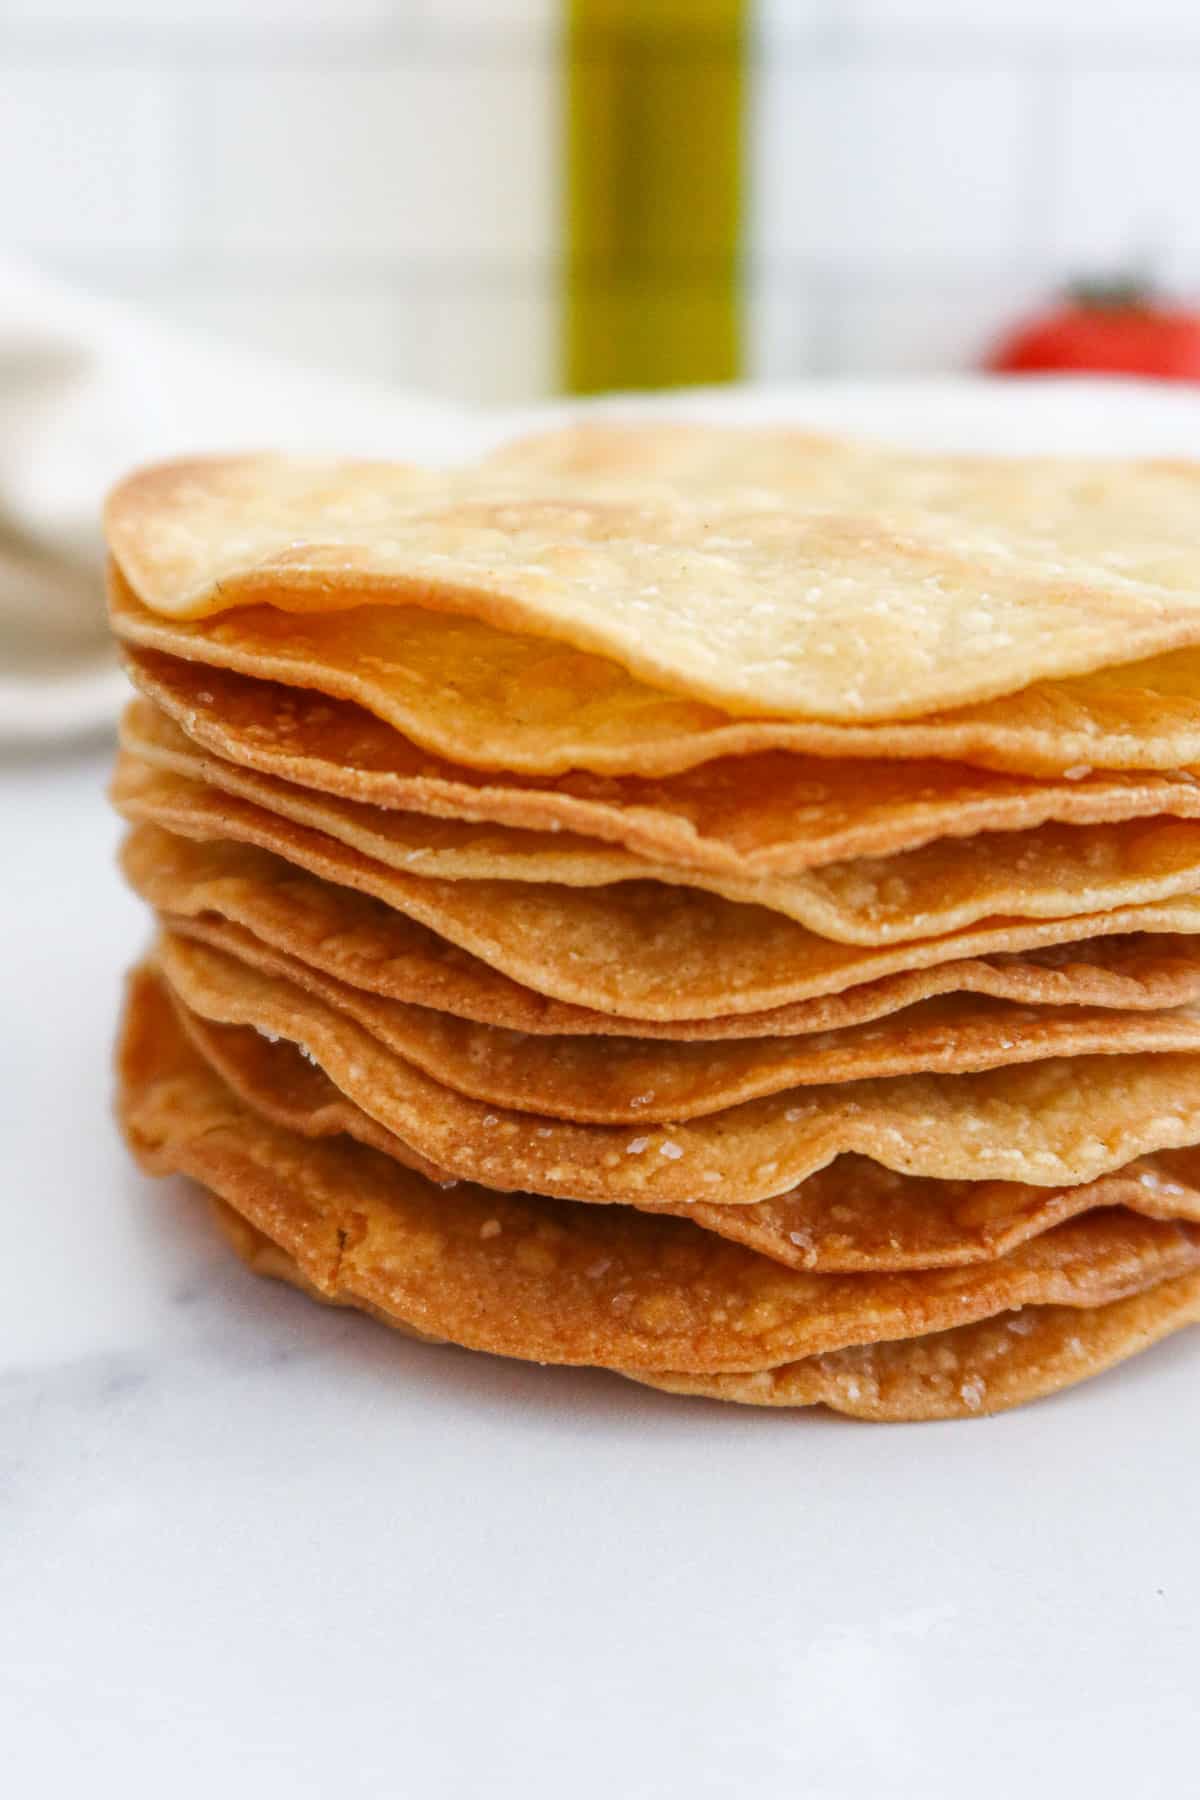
[119,965,1200,1377]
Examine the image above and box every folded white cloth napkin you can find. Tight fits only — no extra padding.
[6,256,1200,747]
[0,260,473,743]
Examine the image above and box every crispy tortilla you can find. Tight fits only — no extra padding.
[157,910,1200,1121]
[119,965,1200,1374]
[160,962,1200,1275]
[122,825,1200,1038]
[122,647,1200,876]
[104,443,1200,722]
[111,785,1200,1020]
[157,933,1200,1202]
[113,739,1200,950]
[110,571,1200,780]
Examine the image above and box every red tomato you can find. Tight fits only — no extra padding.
[988,285,1200,380]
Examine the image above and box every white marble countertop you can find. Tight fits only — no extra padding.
[3,742,1198,1800]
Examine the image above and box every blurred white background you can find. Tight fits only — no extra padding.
[3,0,1200,401]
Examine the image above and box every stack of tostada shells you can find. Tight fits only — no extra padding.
[106,424,1200,1420]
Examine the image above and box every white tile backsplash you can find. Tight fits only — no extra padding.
[751,1,1200,386]
[754,64,1036,264]
[752,1,827,49]
[410,279,558,402]
[0,68,172,252]
[844,0,1200,45]
[2,0,1199,399]
[433,0,558,32]
[1057,71,1200,278]
[134,285,433,387]
[825,277,1053,375]
[174,62,554,261]
[746,272,818,382]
